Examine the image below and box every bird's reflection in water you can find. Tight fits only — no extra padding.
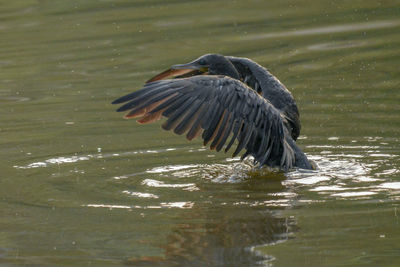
[162,207,291,266]
[126,171,296,266]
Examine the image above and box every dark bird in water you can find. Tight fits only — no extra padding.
[112,54,313,171]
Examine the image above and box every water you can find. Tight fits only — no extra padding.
[1,1,399,266]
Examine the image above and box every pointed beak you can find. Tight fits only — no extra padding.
[172,62,208,72]
[146,62,208,83]
[146,68,199,83]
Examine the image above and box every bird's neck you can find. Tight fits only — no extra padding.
[210,61,240,80]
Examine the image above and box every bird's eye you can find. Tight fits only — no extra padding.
[198,59,206,65]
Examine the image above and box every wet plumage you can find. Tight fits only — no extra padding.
[112,54,313,171]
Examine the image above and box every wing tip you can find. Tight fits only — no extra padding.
[112,98,123,105]
[123,114,135,119]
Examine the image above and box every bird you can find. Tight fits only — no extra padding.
[112,54,313,171]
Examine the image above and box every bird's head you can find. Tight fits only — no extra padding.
[147,54,240,83]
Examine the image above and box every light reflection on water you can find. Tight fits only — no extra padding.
[13,147,179,169]
[14,140,399,205]
[85,201,194,210]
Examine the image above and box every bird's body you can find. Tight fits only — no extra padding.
[113,54,313,171]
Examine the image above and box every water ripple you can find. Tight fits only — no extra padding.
[13,148,179,169]
[122,190,159,199]
[378,182,400,190]
[84,201,194,210]
[286,150,399,201]
[15,141,399,204]
[141,179,199,191]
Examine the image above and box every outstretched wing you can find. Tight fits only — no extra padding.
[227,56,301,141]
[112,75,294,170]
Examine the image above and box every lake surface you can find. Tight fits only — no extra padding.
[1,1,399,266]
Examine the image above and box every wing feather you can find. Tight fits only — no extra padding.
[113,75,295,170]
[202,108,226,146]
[174,99,203,135]
[227,56,301,141]
[186,104,207,140]
[233,122,254,157]
[210,111,231,150]
[225,119,242,153]
[216,113,234,152]
[162,96,196,131]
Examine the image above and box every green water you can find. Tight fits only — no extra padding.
[1,1,399,266]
